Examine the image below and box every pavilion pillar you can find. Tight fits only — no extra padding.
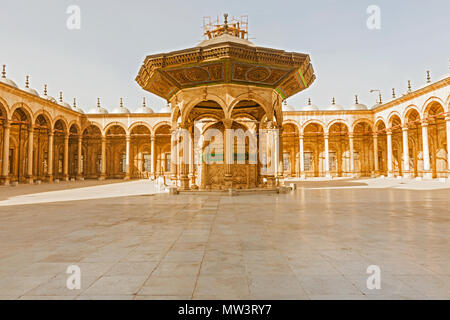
[99,136,106,180]
[150,135,156,178]
[179,127,190,190]
[324,133,331,178]
[299,134,305,179]
[421,122,432,179]
[224,119,234,189]
[188,128,196,186]
[265,125,277,188]
[349,133,355,177]
[26,126,34,184]
[47,132,54,182]
[1,122,10,185]
[277,126,284,185]
[63,134,69,181]
[124,134,131,180]
[402,127,410,178]
[372,134,379,176]
[170,129,178,186]
[77,136,83,180]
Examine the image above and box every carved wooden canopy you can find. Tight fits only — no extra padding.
[136,34,315,101]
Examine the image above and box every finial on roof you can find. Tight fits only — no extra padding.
[25,75,30,88]
[308,98,311,105]
[283,100,287,105]
[59,91,63,103]
[378,92,382,104]
[223,13,229,34]
[44,84,48,96]
[407,80,412,92]
[1,65,5,78]
[143,97,146,107]
[332,97,335,105]
[355,95,359,104]
[73,98,77,108]
[97,97,101,108]
[426,70,431,83]
[392,88,396,98]
[120,97,123,107]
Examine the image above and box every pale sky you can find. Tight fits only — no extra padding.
[1,0,449,112]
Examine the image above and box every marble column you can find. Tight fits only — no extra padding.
[178,127,190,190]
[63,134,69,181]
[1,122,10,185]
[402,127,410,178]
[188,129,195,186]
[324,133,331,178]
[421,122,432,179]
[387,130,393,177]
[150,135,156,178]
[125,135,131,180]
[373,134,379,176]
[224,120,234,189]
[99,136,106,180]
[277,127,284,183]
[349,133,355,177]
[26,126,34,184]
[47,132,54,182]
[77,136,83,180]
[299,134,305,179]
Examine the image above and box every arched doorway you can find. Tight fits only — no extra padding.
[105,125,127,179]
[82,125,102,179]
[375,120,388,176]
[404,109,421,177]
[10,107,32,183]
[130,125,151,178]
[282,123,299,177]
[328,122,349,177]
[34,114,51,181]
[424,101,447,178]
[303,122,324,177]
[353,121,373,177]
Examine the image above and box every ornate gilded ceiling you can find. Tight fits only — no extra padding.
[136,37,315,101]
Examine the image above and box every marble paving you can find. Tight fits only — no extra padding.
[0,178,449,300]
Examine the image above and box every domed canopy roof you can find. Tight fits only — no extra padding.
[41,85,57,103]
[348,95,368,110]
[87,98,109,114]
[0,65,18,88]
[72,98,84,114]
[23,76,39,97]
[136,14,315,101]
[135,98,154,114]
[301,98,319,111]
[328,97,344,111]
[112,98,131,114]
[58,92,72,109]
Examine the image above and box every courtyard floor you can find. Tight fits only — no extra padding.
[0,178,449,300]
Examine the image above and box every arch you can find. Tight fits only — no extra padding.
[171,105,181,128]
[10,102,33,124]
[351,118,373,133]
[34,113,52,129]
[228,93,272,120]
[68,121,81,135]
[282,120,300,133]
[129,121,153,135]
[387,111,403,127]
[401,104,421,121]
[33,110,52,128]
[181,93,227,125]
[0,97,10,120]
[52,116,69,133]
[82,122,103,136]
[327,119,350,133]
[104,121,129,135]
[153,121,172,134]
[421,96,446,116]
[301,119,326,135]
